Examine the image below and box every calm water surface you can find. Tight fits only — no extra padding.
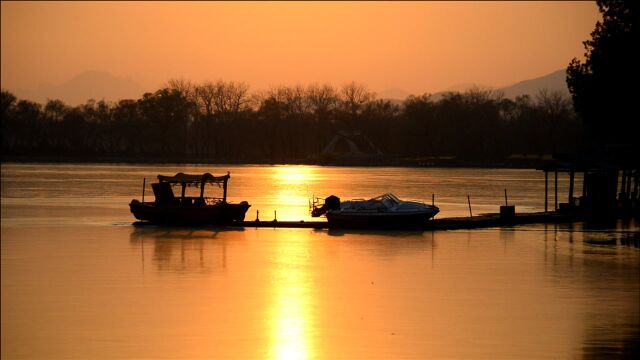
[1,163,638,359]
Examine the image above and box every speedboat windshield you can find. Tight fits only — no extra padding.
[370,193,400,203]
[369,193,400,208]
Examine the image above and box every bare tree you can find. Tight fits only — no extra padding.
[166,78,195,100]
[535,88,571,116]
[227,81,250,114]
[464,86,504,104]
[195,81,216,117]
[307,83,338,121]
[340,81,375,117]
[43,99,69,122]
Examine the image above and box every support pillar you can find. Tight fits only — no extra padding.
[569,170,575,205]
[554,170,558,211]
[544,170,548,212]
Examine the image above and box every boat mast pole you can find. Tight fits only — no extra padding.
[223,178,228,203]
[199,179,206,199]
[142,178,146,203]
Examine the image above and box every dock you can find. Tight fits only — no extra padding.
[232,211,578,231]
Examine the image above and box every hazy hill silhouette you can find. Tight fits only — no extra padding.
[500,69,569,99]
[429,69,568,101]
[14,71,145,105]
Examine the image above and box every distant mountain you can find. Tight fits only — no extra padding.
[13,71,146,106]
[499,69,569,99]
[428,69,569,102]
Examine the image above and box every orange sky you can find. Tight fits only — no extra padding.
[1,1,600,95]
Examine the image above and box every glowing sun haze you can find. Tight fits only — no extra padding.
[2,1,599,95]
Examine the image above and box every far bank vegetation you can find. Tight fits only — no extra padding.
[1,80,582,164]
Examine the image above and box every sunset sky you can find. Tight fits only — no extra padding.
[2,1,600,96]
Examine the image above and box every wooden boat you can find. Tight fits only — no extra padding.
[311,193,439,229]
[130,172,250,225]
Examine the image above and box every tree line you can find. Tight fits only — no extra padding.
[1,80,583,164]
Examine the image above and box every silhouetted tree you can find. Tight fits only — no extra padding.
[566,0,637,149]
[340,81,375,127]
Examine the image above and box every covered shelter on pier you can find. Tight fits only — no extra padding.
[538,151,638,215]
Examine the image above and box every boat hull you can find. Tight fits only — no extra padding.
[130,200,250,225]
[326,210,437,229]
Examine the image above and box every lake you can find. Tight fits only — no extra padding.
[1,163,638,359]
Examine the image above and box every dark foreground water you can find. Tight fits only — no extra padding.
[1,163,638,359]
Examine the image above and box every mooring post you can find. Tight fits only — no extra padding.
[467,195,472,218]
[432,193,435,207]
[142,178,146,203]
[545,171,548,212]
[256,210,260,222]
[274,210,277,222]
[504,188,508,206]
[554,170,558,211]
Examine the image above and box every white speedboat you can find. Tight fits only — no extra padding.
[311,193,439,229]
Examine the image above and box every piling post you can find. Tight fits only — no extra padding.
[432,193,435,207]
[467,195,473,218]
[504,189,508,206]
[544,171,548,212]
[142,178,146,203]
[554,170,558,211]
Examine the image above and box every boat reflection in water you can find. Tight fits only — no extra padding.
[129,226,246,274]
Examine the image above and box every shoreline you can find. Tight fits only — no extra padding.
[0,155,547,169]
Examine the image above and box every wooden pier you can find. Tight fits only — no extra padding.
[230,211,578,231]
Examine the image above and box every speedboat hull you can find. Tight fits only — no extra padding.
[326,209,438,229]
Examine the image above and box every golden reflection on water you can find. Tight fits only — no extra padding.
[268,166,317,359]
[272,165,317,184]
[268,233,315,360]
[270,166,318,221]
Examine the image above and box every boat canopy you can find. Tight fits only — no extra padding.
[157,172,230,184]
